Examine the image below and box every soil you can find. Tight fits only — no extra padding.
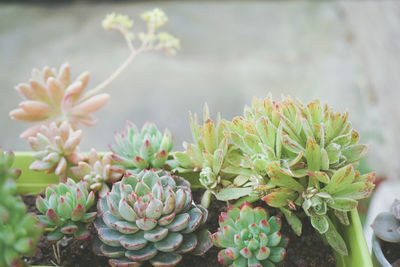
[22,190,335,267]
[381,240,400,267]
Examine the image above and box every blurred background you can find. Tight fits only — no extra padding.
[0,1,399,184]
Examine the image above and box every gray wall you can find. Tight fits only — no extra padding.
[0,1,399,178]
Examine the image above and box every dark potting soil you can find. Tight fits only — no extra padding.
[22,191,335,267]
[381,241,400,267]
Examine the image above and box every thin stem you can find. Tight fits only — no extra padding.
[78,27,156,104]
[79,50,138,103]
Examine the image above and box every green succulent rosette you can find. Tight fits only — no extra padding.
[111,121,174,174]
[212,202,288,267]
[93,170,212,267]
[36,178,97,241]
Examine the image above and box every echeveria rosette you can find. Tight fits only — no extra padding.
[9,63,109,138]
[211,202,288,267]
[36,178,97,241]
[372,199,400,244]
[71,149,124,197]
[28,121,83,182]
[93,170,212,267]
[111,121,174,174]
[174,104,260,207]
[0,149,44,267]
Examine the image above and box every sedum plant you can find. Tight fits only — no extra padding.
[174,104,261,208]
[9,62,109,139]
[0,149,43,267]
[372,199,400,244]
[211,202,288,267]
[71,149,124,197]
[93,169,212,267]
[36,178,97,241]
[219,95,376,255]
[111,121,174,173]
[28,121,83,182]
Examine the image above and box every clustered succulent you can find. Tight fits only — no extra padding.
[174,96,375,255]
[111,121,174,173]
[212,202,288,267]
[94,170,212,266]
[71,149,124,197]
[0,149,43,267]
[36,178,97,241]
[174,104,261,207]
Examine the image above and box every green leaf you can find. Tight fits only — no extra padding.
[328,197,358,212]
[230,132,252,155]
[216,187,253,201]
[320,148,329,171]
[281,134,304,154]
[266,161,304,192]
[310,214,329,234]
[201,119,217,153]
[334,210,350,226]
[308,171,330,184]
[326,143,341,164]
[261,188,298,208]
[256,117,276,148]
[322,165,355,194]
[332,182,374,200]
[212,149,224,174]
[305,137,321,171]
[281,208,302,236]
[244,133,262,154]
[342,144,369,163]
[324,217,348,255]
[174,152,193,169]
[275,123,283,160]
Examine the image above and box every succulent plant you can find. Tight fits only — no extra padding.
[0,149,43,267]
[174,104,261,207]
[93,169,212,267]
[226,96,369,179]
[222,95,375,255]
[0,149,22,193]
[28,121,83,182]
[0,199,44,267]
[110,121,174,173]
[36,178,97,241]
[211,202,288,267]
[372,199,400,244]
[10,62,109,138]
[71,149,123,197]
